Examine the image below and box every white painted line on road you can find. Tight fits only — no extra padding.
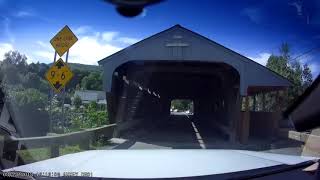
[195,132,202,139]
[193,127,199,133]
[190,121,207,149]
[153,92,157,96]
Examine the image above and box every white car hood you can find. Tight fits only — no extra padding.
[5,150,317,179]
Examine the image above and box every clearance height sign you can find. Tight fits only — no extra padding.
[45,58,74,93]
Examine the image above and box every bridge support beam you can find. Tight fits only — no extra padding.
[240,96,250,144]
[228,88,240,143]
[106,93,116,124]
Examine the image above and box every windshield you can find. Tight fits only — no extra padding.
[0,0,319,178]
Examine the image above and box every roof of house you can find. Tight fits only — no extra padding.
[74,90,106,102]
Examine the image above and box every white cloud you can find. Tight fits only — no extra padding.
[309,62,320,78]
[74,26,92,35]
[3,17,14,43]
[31,41,55,63]
[299,55,310,64]
[242,7,262,24]
[36,40,51,49]
[247,52,271,66]
[34,50,54,61]
[33,33,122,65]
[30,27,143,65]
[140,9,147,18]
[15,10,34,18]
[102,31,119,42]
[117,37,140,44]
[0,42,40,64]
[0,43,14,60]
[69,35,121,65]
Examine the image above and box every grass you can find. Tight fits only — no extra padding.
[60,145,82,156]
[18,139,112,164]
[18,145,85,164]
[18,148,50,164]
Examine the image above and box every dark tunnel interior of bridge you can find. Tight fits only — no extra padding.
[107,60,241,149]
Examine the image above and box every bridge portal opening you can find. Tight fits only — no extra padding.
[170,99,194,115]
[108,60,240,145]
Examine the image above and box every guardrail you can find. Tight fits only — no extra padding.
[288,130,320,157]
[288,130,317,142]
[0,124,116,168]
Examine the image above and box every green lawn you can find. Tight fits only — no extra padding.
[18,140,111,164]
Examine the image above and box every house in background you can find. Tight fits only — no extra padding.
[74,90,107,105]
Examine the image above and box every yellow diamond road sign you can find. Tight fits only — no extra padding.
[50,25,78,57]
[45,58,74,93]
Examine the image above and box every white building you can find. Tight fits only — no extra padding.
[74,90,106,105]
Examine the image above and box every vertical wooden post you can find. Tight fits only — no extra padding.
[262,93,266,111]
[50,145,59,158]
[253,94,256,111]
[114,81,128,137]
[106,93,116,124]
[229,89,240,143]
[79,139,90,150]
[273,90,281,137]
[2,136,19,167]
[285,88,289,107]
[240,96,250,144]
[116,83,128,122]
[276,91,280,111]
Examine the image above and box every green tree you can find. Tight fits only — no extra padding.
[81,72,102,90]
[39,79,50,93]
[28,62,40,74]
[73,95,82,109]
[69,101,108,131]
[265,43,313,110]
[0,51,28,85]
[8,88,48,110]
[266,55,290,78]
[22,72,41,88]
[38,63,50,78]
[302,63,313,90]
[2,51,28,71]
[67,68,90,91]
[84,102,108,128]
[171,99,192,111]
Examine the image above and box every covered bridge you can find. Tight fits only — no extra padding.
[98,25,291,143]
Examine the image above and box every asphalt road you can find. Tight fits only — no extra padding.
[101,114,302,155]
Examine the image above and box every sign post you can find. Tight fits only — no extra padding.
[46,25,78,133]
[61,50,70,126]
[48,51,57,132]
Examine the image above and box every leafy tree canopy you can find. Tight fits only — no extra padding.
[81,71,103,90]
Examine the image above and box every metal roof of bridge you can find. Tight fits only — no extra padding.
[98,24,291,95]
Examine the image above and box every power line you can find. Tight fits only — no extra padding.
[290,47,320,62]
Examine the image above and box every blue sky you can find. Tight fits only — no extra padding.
[0,0,319,77]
